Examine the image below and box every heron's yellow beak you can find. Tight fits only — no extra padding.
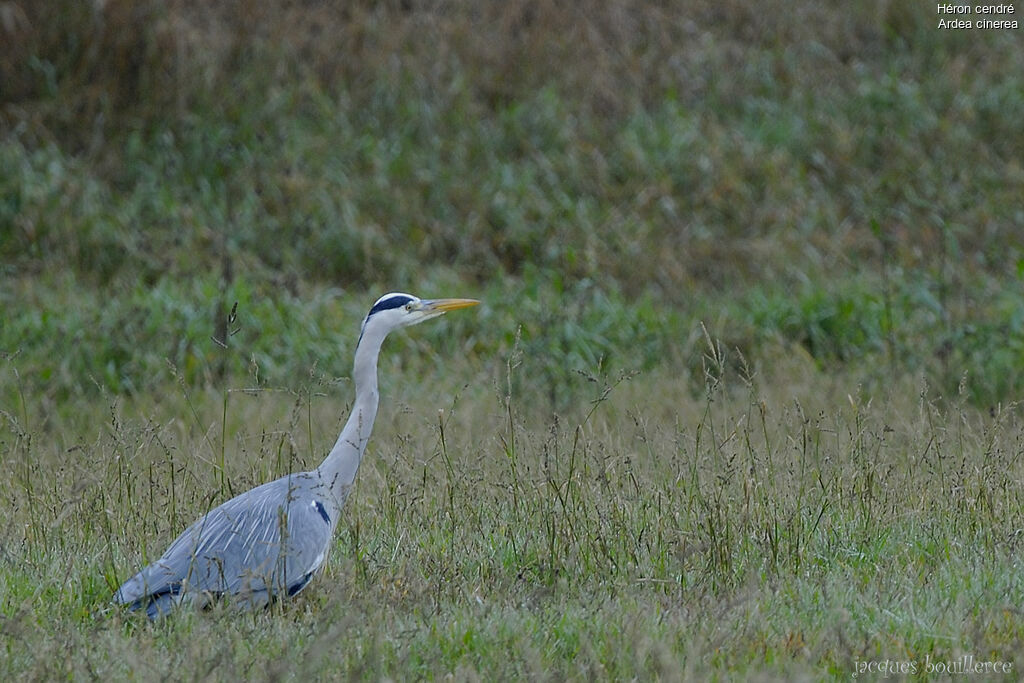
[422,298,480,313]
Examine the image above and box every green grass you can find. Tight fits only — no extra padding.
[3,0,1024,678]
[2,349,1023,679]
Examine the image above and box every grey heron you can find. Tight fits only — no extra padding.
[114,293,479,618]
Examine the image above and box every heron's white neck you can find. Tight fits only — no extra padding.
[317,323,388,505]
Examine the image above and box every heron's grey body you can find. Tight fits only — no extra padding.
[114,293,477,618]
[115,472,338,618]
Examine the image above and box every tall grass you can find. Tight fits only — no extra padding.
[2,337,1023,678]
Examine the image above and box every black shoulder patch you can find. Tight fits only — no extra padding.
[367,294,413,318]
[287,571,315,597]
[314,500,331,524]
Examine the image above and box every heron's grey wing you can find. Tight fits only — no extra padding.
[115,472,336,616]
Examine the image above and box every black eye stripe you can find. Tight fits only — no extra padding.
[367,295,413,317]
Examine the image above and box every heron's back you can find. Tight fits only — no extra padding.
[115,471,336,617]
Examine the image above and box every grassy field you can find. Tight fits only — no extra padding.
[3,0,1024,679]
[4,351,1024,679]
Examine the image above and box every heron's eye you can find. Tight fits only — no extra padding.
[405,302,414,312]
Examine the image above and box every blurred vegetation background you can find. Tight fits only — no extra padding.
[2,0,1023,411]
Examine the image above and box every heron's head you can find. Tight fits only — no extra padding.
[359,292,479,341]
